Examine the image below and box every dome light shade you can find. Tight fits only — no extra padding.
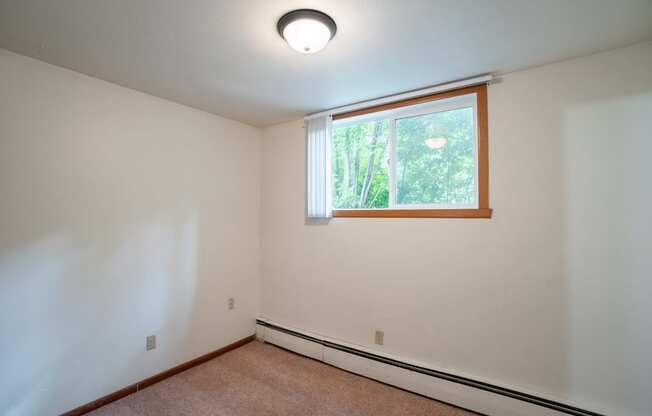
[277,9,337,54]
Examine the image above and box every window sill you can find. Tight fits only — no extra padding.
[331,208,493,218]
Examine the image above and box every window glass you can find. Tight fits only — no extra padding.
[330,90,485,215]
[395,107,476,206]
[332,119,390,209]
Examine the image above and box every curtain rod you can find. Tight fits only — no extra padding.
[304,74,493,121]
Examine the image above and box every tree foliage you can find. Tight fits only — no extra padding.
[332,120,389,208]
[332,107,475,209]
[396,107,475,205]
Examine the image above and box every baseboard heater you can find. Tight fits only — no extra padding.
[256,319,605,416]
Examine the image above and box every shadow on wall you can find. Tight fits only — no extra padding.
[561,90,652,416]
[0,128,249,414]
[490,51,651,413]
[0,48,260,415]
[0,200,204,414]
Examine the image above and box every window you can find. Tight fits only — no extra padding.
[330,85,491,218]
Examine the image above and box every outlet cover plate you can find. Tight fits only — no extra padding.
[374,330,384,345]
[146,335,156,351]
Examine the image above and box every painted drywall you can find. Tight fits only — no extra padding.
[260,41,652,416]
[0,50,261,415]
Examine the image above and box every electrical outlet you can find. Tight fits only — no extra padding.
[374,330,384,346]
[228,297,235,310]
[146,335,156,351]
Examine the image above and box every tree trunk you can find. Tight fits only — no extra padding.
[359,123,385,207]
[352,146,360,206]
[342,147,350,202]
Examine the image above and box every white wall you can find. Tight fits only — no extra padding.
[0,50,261,415]
[260,41,652,416]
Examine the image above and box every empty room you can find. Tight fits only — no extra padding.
[1,1,651,415]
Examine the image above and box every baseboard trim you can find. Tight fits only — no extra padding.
[257,320,605,416]
[60,334,256,416]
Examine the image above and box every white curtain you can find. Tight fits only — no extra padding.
[306,116,332,218]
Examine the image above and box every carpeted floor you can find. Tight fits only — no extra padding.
[88,340,478,415]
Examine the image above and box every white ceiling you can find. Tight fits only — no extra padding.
[1,1,651,127]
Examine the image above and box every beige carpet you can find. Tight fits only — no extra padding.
[88,341,478,416]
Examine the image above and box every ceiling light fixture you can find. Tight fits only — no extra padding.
[277,9,337,54]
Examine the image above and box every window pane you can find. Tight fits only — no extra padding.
[396,107,475,206]
[332,119,390,209]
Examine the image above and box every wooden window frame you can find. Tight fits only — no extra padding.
[331,84,491,219]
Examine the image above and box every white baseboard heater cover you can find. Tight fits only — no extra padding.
[256,320,605,416]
